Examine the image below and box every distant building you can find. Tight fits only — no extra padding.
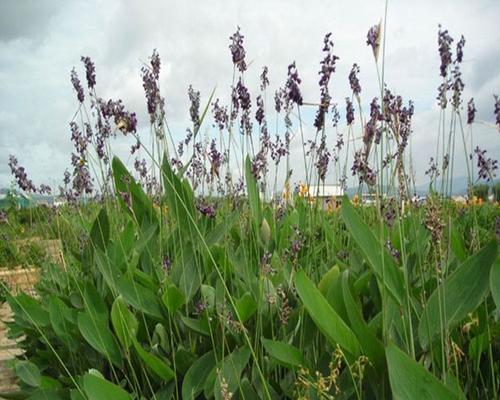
[307,184,344,209]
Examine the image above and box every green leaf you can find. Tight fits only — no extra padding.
[8,293,49,328]
[161,153,196,233]
[89,207,110,252]
[235,292,257,323]
[111,296,138,350]
[49,296,76,341]
[181,315,210,336]
[490,258,500,309]
[15,361,41,387]
[205,210,239,246]
[83,373,131,400]
[261,338,305,369]
[182,351,216,399]
[418,241,497,349]
[341,198,405,306]
[212,346,251,400]
[341,272,385,369]
[295,269,361,357]
[82,283,108,322]
[133,339,175,381]
[77,312,122,367]
[162,284,186,314]
[318,265,340,295]
[116,274,163,319]
[112,156,155,225]
[386,343,461,399]
[245,155,262,228]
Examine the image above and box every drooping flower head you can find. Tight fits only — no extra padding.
[366,22,381,61]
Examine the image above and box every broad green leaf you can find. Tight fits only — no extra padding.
[295,269,361,357]
[83,373,131,400]
[490,258,500,309]
[112,156,156,225]
[318,265,340,295]
[235,292,257,323]
[386,343,461,399]
[341,272,385,369]
[8,293,49,328]
[181,316,210,336]
[245,155,262,228]
[205,210,239,247]
[341,198,405,306]
[89,207,109,252]
[162,284,186,314]
[133,339,175,381]
[15,361,41,387]
[49,296,76,342]
[182,350,216,399]
[418,241,497,348]
[161,154,196,233]
[261,338,305,369]
[77,312,122,367]
[111,296,138,350]
[211,346,251,400]
[116,274,163,319]
[82,283,108,322]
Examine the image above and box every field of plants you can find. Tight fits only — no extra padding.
[0,18,499,400]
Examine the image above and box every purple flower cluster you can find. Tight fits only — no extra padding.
[285,62,303,106]
[188,85,201,131]
[271,136,288,165]
[467,98,476,125]
[450,66,465,109]
[351,150,376,186]
[314,33,339,131]
[425,157,440,181]
[260,66,269,91]
[141,50,165,129]
[494,95,500,129]
[315,137,331,182]
[8,155,36,193]
[39,184,52,195]
[134,158,148,179]
[99,98,137,134]
[455,35,465,64]
[236,78,252,135]
[345,98,355,125]
[348,63,361,96]
[212,99,228,131]
[366,23,381,60]
[81,56,96,89]
[229,27,246,73]
[196,201,216,218]
[209,139,222,180]
[70,68,85,103]
[474,146,498,181]
[438,25,454,77]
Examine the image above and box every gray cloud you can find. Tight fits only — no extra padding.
[0,0,499,189]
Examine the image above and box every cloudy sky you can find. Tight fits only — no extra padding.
[0,0,499,191]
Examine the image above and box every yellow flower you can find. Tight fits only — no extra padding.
[298,182,309,198]
[352,194,359,206]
